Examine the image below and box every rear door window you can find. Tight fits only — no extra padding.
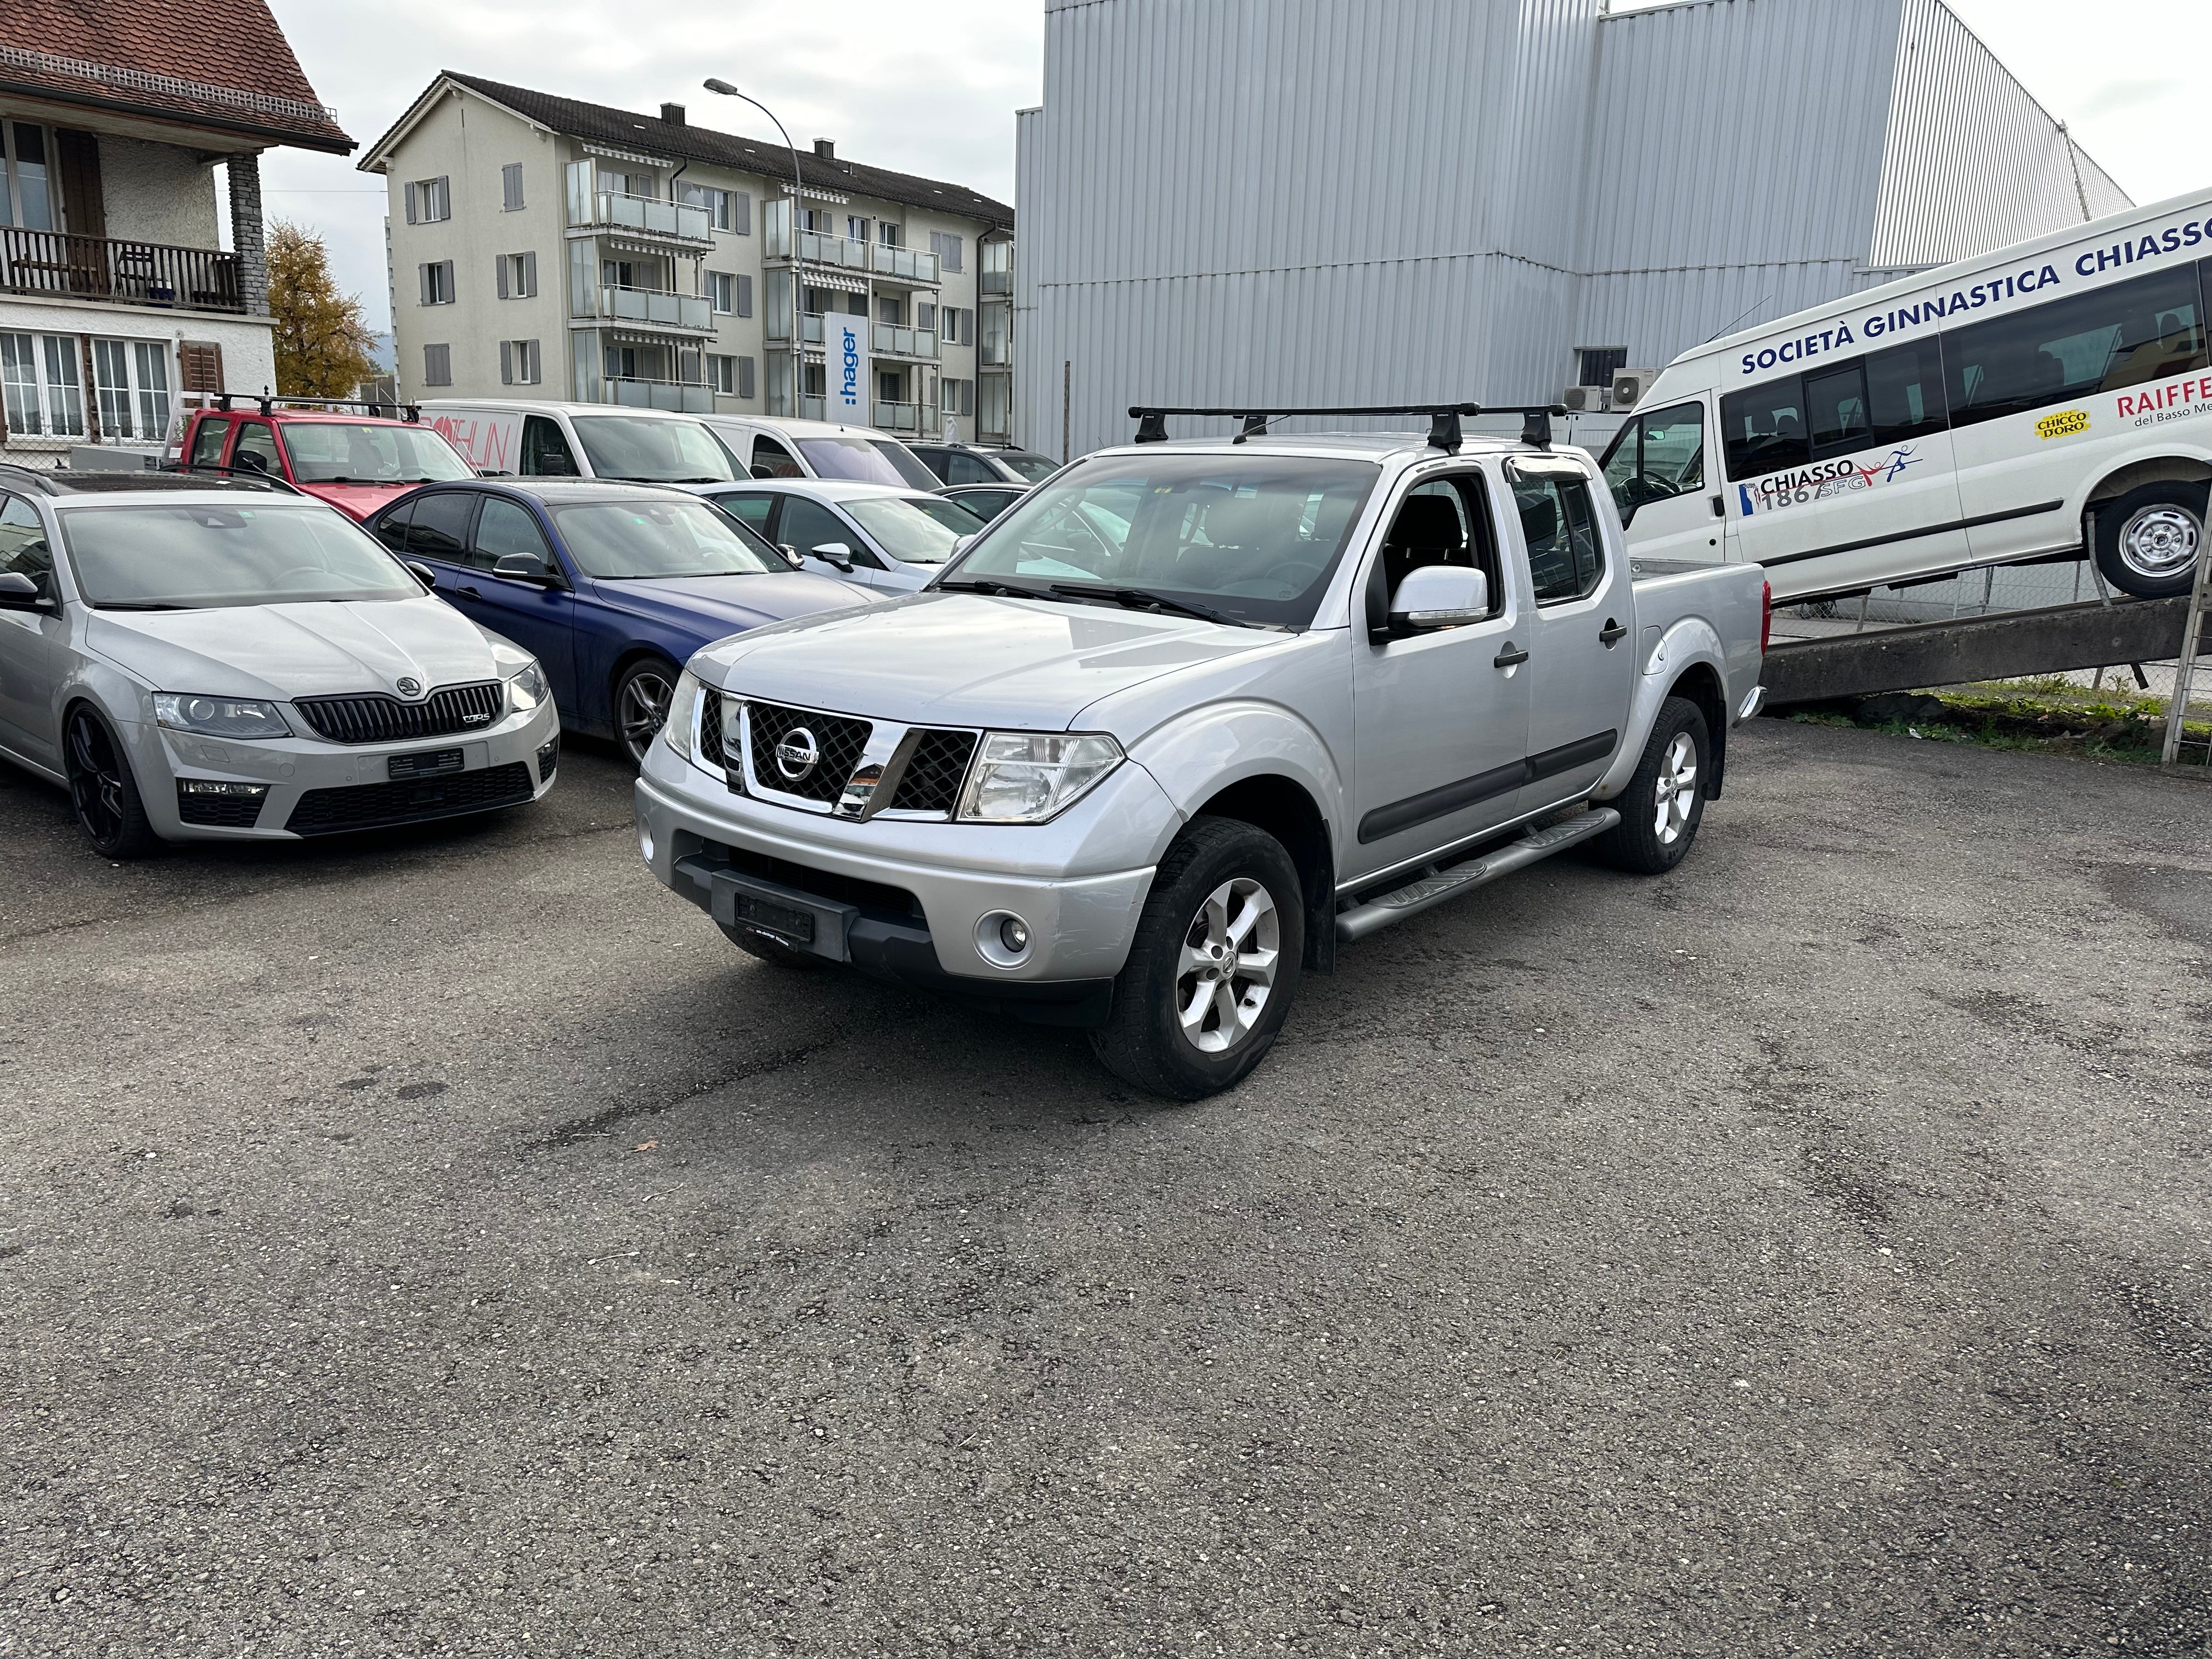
[1514,475,1605,605]
[404,490,478,563]
[945,450,997,486]
[1720,380,1810,480]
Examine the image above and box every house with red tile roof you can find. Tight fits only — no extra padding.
[0,0,352,464]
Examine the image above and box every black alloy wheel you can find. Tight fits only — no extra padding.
[614,657,680,768]
[66,706,161,859]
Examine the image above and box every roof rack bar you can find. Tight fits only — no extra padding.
[1128,402,1497,451]
[221,392,423,424]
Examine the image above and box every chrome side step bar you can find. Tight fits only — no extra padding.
[1334,809,1621,944]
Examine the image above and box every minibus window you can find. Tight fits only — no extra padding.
[1864,342,1947,447]
[1720,381,1809,481]
[1944,265,2208,429]
[1805,366,1870,456]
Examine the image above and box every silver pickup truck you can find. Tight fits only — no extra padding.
[634,408,1769,1098]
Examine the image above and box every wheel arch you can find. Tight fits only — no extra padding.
[1192,772,1337,975]
[2082,455,2212,513]
[1663,661,1730,799]
[605,643,685,729]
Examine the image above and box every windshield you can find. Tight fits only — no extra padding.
[843,495,984,565]
[61,503,422,609]
[945,454,1379,627]
[796,435,940,490]
[997,451,1060,483]
[568,416,738,483]
[278,422,474,485]
[552,499,787,579]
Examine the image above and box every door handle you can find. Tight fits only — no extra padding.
[454,585,482,599]
[1599,618,1627,647]
[1710,495,1726,518]
[1493,642,1528,668]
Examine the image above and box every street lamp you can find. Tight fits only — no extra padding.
[704,78,806,421]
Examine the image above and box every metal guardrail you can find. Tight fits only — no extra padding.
[0,227,244,312]
[568,192,712,244]
[603,377,713,413]
[871,322,937,360]
[584,285,713,331]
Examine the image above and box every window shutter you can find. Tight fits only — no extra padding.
[735,274,752,318]
[525,340,539,383]
[433,177,450,219]
[418,263,432,306]
[178,340,223,394]
[502,162,523,211]
[734,191,751,235]
[496,257,509,301]
[440,261,455,302]
[737,356,755,400]
[424,344,450,386]
[404,181,418,225]
[500,340,514,384]
[521,251,536,297]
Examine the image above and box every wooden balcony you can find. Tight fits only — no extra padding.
[1,227,245,314]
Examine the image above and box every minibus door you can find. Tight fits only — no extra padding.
[1602,398,1725,563]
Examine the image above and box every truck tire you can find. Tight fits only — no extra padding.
[1592,696,1709,876]
[719,921,834,971]
[1089,816,1304,1101]
[2094,483,2206,600]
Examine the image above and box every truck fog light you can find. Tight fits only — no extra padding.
[975,911,1031,968]
[637,821,656,865]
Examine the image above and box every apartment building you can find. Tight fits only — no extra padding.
[0,2,352,465]
[362,75,1017,444]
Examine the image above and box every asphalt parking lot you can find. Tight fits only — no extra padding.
[2,720,2208,1657]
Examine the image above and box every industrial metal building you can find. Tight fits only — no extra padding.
[1013,0,2134,456]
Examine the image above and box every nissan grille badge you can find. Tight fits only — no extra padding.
[775,727,821,782]
[396,676,422,698]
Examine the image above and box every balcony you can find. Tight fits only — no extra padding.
[765,227,940,286]
[873,400,926,433]
[765,312,826,346]
[872,322,938,360]
[567,190,713,249]
[1,227,244,313]
[980,269,1012,297]
[605,377,713,413]
[579,284,714,334]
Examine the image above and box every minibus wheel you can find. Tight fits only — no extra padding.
[2095,484,2207,600]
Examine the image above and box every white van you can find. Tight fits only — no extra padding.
[1604,187,2212,601]
[419,399,742,487]
[699,414,941,492]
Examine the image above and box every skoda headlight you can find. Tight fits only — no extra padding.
[661,669,705,763]
[957,732,1122,823]
[154,693,291,741]
[505,658,551,714]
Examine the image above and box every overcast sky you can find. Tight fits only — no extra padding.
[263,0,2212,335]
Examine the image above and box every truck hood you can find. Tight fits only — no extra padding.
[591,572,881,640]
[83,595,517,704]
[692,590,1283,730]
[297,479,424,523]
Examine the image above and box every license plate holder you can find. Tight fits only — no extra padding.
[731,892,815,945]
[388,747,465,781]
[694,864,857,962]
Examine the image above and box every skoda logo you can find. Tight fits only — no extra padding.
[395,676,422,698]
[774,726,820,781]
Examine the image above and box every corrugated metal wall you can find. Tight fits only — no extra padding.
[1016,0,2136,456]
[1867,0,2131,273]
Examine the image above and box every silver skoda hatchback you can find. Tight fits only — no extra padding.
[0,466,560,857]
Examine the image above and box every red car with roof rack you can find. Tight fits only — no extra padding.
[165,394,479,521]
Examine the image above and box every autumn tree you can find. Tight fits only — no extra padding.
[268,221,376,398]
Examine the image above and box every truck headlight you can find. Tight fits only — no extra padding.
[661,669,704,763]
[154,693,291,740]
[505,659,550,713]
[956,732,1122,823]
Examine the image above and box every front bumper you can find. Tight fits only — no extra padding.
[126,698,561,841]
[633,738,1170,1000]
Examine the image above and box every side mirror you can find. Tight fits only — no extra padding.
[810,541,855,572]
[1385,565,1488,638]
[405,560,437,589]
[493,553,562,585]
[0,570,48,610]
[952,534,975,554]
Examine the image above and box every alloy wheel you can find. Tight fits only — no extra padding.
[1653,730,1699,845]
[67,710,127,847]
[2117,503,2200,582]
[618,668,675,764]
[1173,876,1280,1055]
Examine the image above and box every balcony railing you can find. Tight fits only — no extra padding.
[873,400,925,432]
[568,191,712,246]
[0,227,244,312]
[580,284,714,332]
[980,269,1012,296]
[765,227,941,285]
[872,322,938,360]
[605,377,713,413]
[765,312,827,346]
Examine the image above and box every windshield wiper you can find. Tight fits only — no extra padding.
[94,601,191,611]
[1051,584,1249,628]
[936,577,1064,600]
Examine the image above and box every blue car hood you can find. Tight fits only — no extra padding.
[592,571,880,635]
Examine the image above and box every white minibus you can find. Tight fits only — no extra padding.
[1604,188,2212,602]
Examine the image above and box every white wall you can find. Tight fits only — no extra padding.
[96,137,222,249]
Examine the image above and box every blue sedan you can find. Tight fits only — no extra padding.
[370,480,877,763]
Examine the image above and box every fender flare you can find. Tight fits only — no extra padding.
[1125,698,1347,862]
[1591,616,1731,802]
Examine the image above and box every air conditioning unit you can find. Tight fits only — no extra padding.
[1561,383,1609,413]
[1610,366,1661,411]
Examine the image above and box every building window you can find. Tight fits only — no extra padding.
[929,232,964,275]
[419,261,455,306]
[708,271,736,314]
[422,343,452,387]
[679,183,737,232]
[916,301,938,332]
[708,353,738,395]
[877,221,900,248]
[979,372,1010,438]
[495,251,537,298]
[939,376,973,417]
[501,162,524,211]
[404,176,451,224]
[500,339,541,385]
[877,295,902,326]
[0,122,56,230]
[1577,347,1628,388]
[802,207,835,235]
[940,307,971,346]
[0,331,84,436]
[90,339,171,440]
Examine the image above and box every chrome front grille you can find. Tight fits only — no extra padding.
[744,701,871,804]
[728,697,978,820]
[292,680,504,745]
[887,728,977,814]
